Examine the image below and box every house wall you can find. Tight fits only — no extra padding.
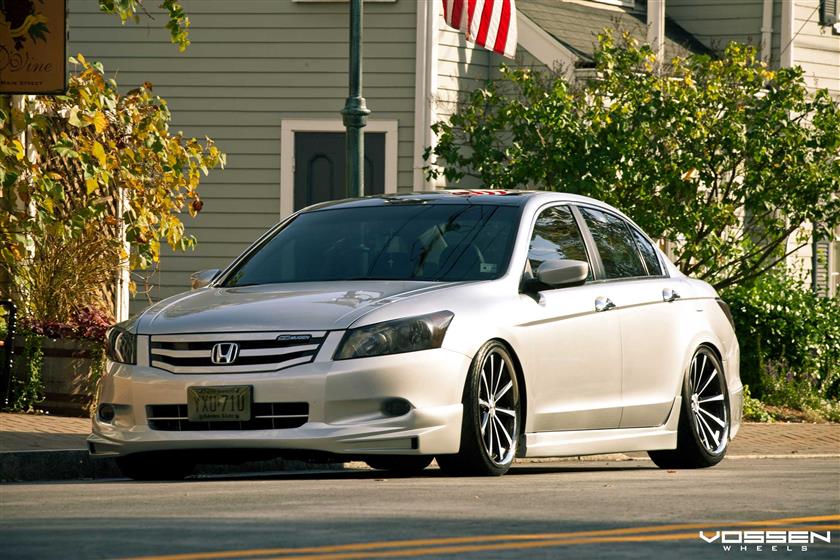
[66,0,419,311]
[437,20,493,122]
[434,15,548,189]
[791,0,840,95]
[668,1,839,97]
[667,0,765,53]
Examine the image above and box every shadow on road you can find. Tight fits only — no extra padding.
[18,460,660,486]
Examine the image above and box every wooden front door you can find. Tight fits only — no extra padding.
[293,132,385,211]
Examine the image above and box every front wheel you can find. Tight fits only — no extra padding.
[649,346,730,469]
[437,341,521,476]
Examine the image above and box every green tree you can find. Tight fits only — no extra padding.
[98,0,191,51]
[1,56,224,316]
[426,34,840,290]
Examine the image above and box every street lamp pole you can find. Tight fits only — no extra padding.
[341,0,370,198]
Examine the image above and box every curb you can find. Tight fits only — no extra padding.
[0,449,344,483]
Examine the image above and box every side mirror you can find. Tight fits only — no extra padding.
[190,268,221,290]
[534,259,589,289]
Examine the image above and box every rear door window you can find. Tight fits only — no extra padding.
[630,228,664,276]
[578,207,647,279]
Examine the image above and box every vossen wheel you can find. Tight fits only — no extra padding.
[437,341,521,476]
[649,346,730,469]
[364,456,434,475]
[116,452,195,481]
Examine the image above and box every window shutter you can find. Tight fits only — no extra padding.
[820,0,839,26]
[814,240,831,297]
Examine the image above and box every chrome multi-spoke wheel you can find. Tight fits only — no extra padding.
[478,350,518,466]
[437,341,521,476]
[688,349,728,455]
[649,346,729,469]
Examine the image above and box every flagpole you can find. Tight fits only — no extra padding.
[342,0,370,199]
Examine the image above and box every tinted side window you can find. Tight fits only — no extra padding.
[631,228,663,276]
[579,207,647,279]
[528,206,591,278]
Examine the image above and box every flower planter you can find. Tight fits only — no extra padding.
[14,337,100,417]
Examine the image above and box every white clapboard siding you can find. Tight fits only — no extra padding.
[667,0,765,53]
[435,14,546,190]
[793,0,840,95]
[67,0,418,313]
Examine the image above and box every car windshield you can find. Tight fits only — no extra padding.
[222,204,521,286]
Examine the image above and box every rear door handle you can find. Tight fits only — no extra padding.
[663,288,681,302]
[595,296,616,312]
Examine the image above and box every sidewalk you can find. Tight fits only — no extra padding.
[1,412,838,481]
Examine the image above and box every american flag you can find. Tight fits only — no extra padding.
[442,0,518,59]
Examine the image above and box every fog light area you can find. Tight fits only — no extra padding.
[97,403,116,423]
[381,398,412,417]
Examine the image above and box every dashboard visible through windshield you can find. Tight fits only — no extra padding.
[223,204,521,286]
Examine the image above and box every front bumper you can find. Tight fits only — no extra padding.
[725,337,743,440]
[89,336,470,458]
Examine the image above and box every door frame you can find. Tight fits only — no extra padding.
[280,119,399,217]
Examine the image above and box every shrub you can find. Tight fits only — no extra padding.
[426,36,840,291]
[722,271,840,420]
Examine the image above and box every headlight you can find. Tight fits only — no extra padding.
[105,326,137,364]
[334,311,454,360]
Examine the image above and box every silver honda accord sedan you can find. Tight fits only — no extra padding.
[89,190,743,479]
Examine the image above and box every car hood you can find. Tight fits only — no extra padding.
[136,281,460,334]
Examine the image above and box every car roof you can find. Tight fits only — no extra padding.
[301,189,608,211]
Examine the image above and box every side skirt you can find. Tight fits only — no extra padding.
[519,397,681,458]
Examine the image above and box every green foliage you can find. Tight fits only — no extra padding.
[1,55,225,307]
[8,332,44,412]
[98,0,190,51]
[426,34,840,290]
[742,385,774,423]
[723,271,840,399]
[722,271,840,422]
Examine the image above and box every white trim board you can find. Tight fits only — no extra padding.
[517,11,579,75]
[280,119,399,217]
[413,0,439,191]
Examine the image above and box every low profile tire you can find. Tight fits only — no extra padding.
[365,456,434,474]
[649,346,730,469]
[437,341,521,477]
[116,452,195,481]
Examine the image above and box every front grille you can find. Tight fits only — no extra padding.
[146,402,309,431]
[149,332,326,374]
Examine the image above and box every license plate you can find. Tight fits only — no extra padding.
[187,386,252,422]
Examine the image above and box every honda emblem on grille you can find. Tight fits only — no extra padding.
[211,343,239,365]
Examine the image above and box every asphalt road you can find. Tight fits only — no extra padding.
[1,457,839,559]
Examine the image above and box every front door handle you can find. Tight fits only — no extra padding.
[663,288,681,302]
[595,296,616,312]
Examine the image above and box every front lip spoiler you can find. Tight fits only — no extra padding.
[88,403,464,458]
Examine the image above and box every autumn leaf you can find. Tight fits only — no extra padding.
[85,177,98,195]
[92,141,107,167]
[68,106,83,127]
[93,111,108,134]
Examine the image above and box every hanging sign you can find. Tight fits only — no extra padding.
[1,0,66,94]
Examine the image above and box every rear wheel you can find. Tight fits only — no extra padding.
[437,341,521,476]
[365,456,433,475]
[649,346,729,469]
[116,452,195,481]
